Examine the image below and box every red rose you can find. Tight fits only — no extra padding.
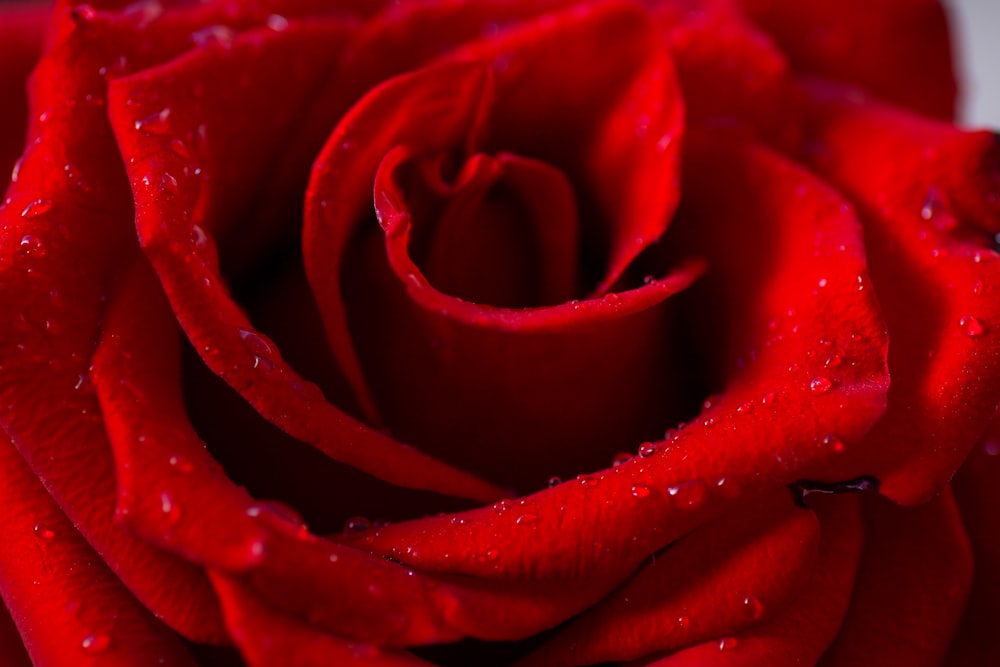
[2,0,1000,665]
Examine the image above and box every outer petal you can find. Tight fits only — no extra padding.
[802,86,1000,503]
[738,0,957,119]
[209,572,433,667]
[818,491,972,667]
[518,492,820,666]
[0,438,196,667]
[635,497,863,667]
[0,2,47,189]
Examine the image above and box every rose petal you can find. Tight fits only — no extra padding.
[105,17,504,503]
[518,492,820,666]
[944,431,1000,666]
[802,87,1000,503]
[739,0,957,119]
[652,0,799,148]
[209,571,433,667]
[0,437,196,667]
[339,134,889,583]
[0,2,47,190]
[632,496,863,667]
[818,490,972,667]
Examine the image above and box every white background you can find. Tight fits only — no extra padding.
[948,0,1000,127]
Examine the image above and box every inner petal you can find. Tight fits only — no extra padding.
[380,148,582,308]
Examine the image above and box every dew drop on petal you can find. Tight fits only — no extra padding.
[736,401,753,415]
[959,315,986,337]
[761,391,777,406]
[666,479,707,509]
[547,476,562,488]
[742,594,764,619]
[11,156,24,183]
[612,452,632,466]
[33,524,55,541]
[81,633,110,653]
[168,454,193,472]
[21,199,53,219]
[160,492,181,525]
[18,235,45,256]
[638,442,657,458]
[343,516,371,534]
[823,433,846,453]
[973,280,984,296]
[515,513,537,525]
[809,376,833,394]
[134,108,171,134]
[631,484,651,499]
[719,637,739,651]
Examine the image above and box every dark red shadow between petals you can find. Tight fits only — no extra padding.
[818,490,972,667]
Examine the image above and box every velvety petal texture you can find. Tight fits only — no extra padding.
[1,0,998,666]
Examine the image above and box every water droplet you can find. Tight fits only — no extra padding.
[631,484,651,499]
[18,235,45,256]
[266,14,289,31]
[809,376,833,394]
[666,480,707,509]
[81,632,110,653]
[159,171,178,195]
[817,277,828,288]
[160,492,180,524]
[973,280,984,296]
[11,156,24,182]
[515,513,537,525]
[762,391,777,405]
[638,442,657,457]
[34,524,55,540]
[483,547,500,561]
[742,594,764,619]
[134,107,171,134]
[677,616,690,629]
[735,401,753,415]
[959,315,986,337]
[702,416,717,428]
[702,394,721,410]
[579,475,600,489]
[191,24,236,48]
[823,433,846,453]
[612,452,631,466]
[344,516,371,534]
[824,354,842,368]
[719,637,739,651]
[190,224,210,250]
[238,328,275,371]
[21,199,53,219]
[170,138,193,159]
[547,476,562,488]
[168,454,193,472]
[246,500,307,536]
